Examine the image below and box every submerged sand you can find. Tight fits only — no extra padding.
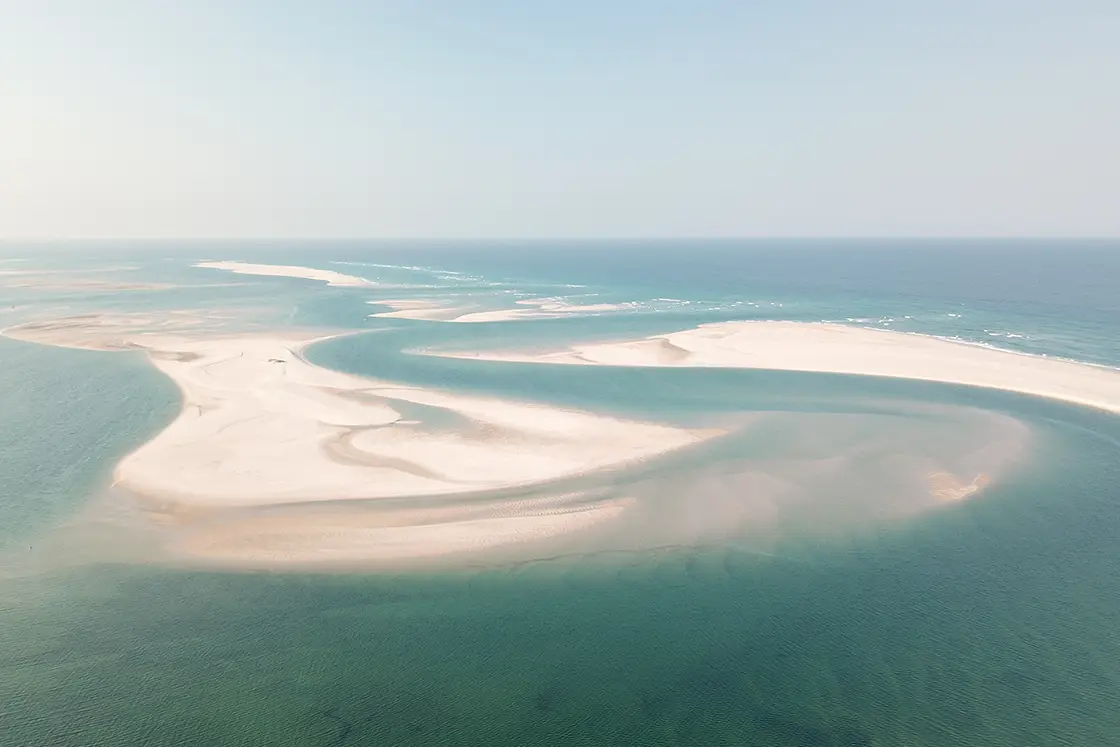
[928,472,992,501]
[3,314,709,567]
[428,321,1120,416]
[195,261,375,287]
[0,265,179,292]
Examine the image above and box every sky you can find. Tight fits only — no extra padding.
[1,0,1118,239]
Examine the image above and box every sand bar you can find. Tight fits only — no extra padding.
[5,316,704,506]
[4,315,709,564]
[195,261,374,287]
[427,321,1120,415]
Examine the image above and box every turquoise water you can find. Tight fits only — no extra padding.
[0,338,179,548]
[1,241,1120,745]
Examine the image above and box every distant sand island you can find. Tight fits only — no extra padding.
[194,260,376,287]
[427,321,1120,416]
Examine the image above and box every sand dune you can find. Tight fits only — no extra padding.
[195,261,374,287]
[427,321,1120,416]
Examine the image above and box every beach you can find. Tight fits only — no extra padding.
[427,321,1120,415]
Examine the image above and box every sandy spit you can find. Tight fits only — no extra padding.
[194,260,375,287]
[425,321,1120,416]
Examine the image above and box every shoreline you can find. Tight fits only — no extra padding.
[421,321,1120,417]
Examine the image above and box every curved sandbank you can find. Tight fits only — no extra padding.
[426,321,1120,416]
[3,314,710,565]
[5,316,705,507]
[195,260,374,287]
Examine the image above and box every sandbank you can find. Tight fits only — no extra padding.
[369,298,472,321]
[4,315,709,566]
[426,321,1120,416]
[195,260,374,287]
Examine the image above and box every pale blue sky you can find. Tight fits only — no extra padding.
[1,1,1117,238]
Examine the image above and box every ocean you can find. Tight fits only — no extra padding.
[1,239,1119,746]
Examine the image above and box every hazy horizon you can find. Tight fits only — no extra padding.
[2,236,1119,244]
[3,1,1118,239]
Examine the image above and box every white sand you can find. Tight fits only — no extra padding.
[369,298,472,320]
[90,333,701,506]
[428,321,1120,415]
[370,296,631,323]
[171,496,634,567]
[195,261,374,287]
[451,298,630,322]
[113,333,704,507]
[4,315,709,565]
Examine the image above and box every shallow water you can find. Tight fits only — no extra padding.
[1,240,1119,745]
[0,337,179,550]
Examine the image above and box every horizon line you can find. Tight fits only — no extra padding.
[2,236,1119,243]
